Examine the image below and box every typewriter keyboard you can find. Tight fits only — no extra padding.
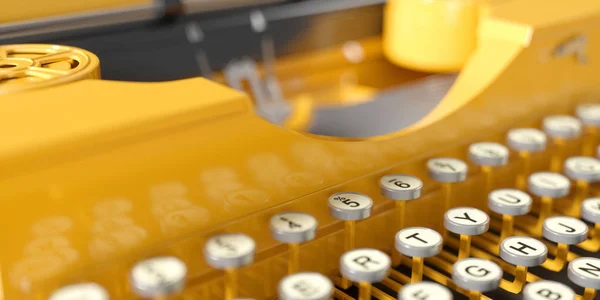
[38,103,600,300]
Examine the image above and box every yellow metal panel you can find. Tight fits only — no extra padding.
[1,1,600,299]
[0,78,250,169]
[1,0,153,23]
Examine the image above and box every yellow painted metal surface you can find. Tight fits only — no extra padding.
[1,0,153,23]
[0,1,600,299]
[383,0,480,72]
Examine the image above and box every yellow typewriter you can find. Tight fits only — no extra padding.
[3,0,600,299]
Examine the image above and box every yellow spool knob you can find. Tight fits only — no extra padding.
[0,44,100,95]
[383,0,481,73]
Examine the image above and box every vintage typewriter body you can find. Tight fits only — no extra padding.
[2,0,600,299]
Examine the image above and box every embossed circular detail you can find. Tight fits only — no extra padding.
[0,44,100,95]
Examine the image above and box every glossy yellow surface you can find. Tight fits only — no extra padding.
[0,44,100,95]
[383,0,480,72]
[1,1,600,299]
[1,0,153,23]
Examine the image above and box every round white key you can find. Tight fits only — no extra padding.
[379,174,423,200]
[452,258,502,292]
[468,142,509,166]
[49,283,109,300]
[543,115,582,139]
[328,192,372,221]
[397,281,453,300]
[270,212,318,243]
[568,257,600,289]
[528,172,571,198]
[564,156,600,182]
[506,128,547,152]
[499,236,547,267]
[543,216,588,245]
[129,256,187,298]
[576,103,600,126]
[340,248,390,283]
[523,280,575,300]
[278,272,333,300]
[427,158,468,183]
[444,207,490,236]
[488,188,532,216]
[204,233,256,269]
[395,227,443,258]
[581,198,600,223]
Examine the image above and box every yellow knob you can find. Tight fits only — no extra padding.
[0,44,100,95]
[383,0,481,73]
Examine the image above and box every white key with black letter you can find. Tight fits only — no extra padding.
[278,272,333,300]
[563,156,600,217]
[444,207,490,260]
[49,283,109,300]
[380,174,423,264]
[397,281,452,300]
[129,256,187,299]
[468,142,509,198]
[270,212,318,274]
[580,198,600,252]
[576,103,600,156]
[204,233,255,300]
[340,248,390,300]
[523,280,575,300]
[395,227,443,282]
[427,158,467,217]
[528,172,571,236]
[543,115,582,172]
[488,188,532,241]
[499,236,547,293]
[542,216,588,272]
[568,257,600,300]
[452,258,502,299]
[507,128,547,189]
[329,192,372,288]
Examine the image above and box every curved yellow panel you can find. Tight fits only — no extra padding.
[1,0,153,23]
